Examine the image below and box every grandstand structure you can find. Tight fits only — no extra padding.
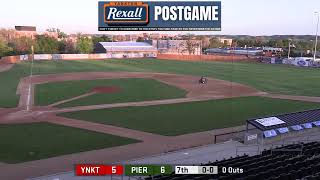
[147,141,320,180]
[150,109,320,180]
[245,108,320,145]
[155,40,202,55]
[94,41,157,58]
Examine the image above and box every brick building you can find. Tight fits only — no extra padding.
[14,26,37,39]
[155,40,202,55]
[13,26,58,40]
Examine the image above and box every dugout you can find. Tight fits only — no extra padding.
[245,108,320,145]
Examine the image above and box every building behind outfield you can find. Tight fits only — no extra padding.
[94,41,157,58]
[155,40,202,55]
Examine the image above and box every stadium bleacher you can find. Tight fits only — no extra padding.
[291,125,304,131]
[277,127,289,134]
[146,141,320,180]
[245,109,320,144]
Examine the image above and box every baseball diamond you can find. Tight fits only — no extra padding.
[2,1,320,179]
[0,59,320,180]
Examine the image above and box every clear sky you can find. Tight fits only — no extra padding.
[0,0,319,35]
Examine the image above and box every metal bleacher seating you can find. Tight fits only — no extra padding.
[145,141,320,180]
[277,127,289,134]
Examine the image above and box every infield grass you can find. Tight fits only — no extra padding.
[35,78,186,107]
[58,96,320,136]
[0,122,139,163]
[1,59,320,107]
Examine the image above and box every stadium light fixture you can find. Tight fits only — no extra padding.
[314,11,320,61]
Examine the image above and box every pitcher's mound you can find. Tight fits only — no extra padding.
[91,86,121,94]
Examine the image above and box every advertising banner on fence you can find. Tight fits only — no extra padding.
[20,55,29,61]
[98,1,221,31]
[34,54,52,60]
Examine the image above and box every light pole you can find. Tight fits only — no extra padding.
[314,11,320,61]
[27,45,34,111]
[287,39,292,59]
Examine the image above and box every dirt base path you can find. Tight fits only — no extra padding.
[0,64,13,72]
[48,92,96,107]
[42,96,234,114]
[262,94,320,103]
[46,114,167,142]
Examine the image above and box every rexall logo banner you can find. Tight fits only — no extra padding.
[104,2,149,25]
[98,1,221,31]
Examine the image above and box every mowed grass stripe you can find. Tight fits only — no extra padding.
[58,96,320,136]
[0,122,139,163]
[35,78,187,107]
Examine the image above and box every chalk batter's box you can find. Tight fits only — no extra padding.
[98,1,221,31]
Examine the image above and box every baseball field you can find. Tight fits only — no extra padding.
[2,59,320,107]
[1,58,320,178]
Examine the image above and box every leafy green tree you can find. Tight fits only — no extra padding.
[0,38,13,57]
[179,40,200,55]
[209,38,225,48]
[11,36,35,54]
[58,40,66,53]
[63,39,76,53]
[34,35,60,54]
[92,35,111,45]
[136,37,145,42]
[76,37,93,53]
[198,36,210,49]
[57,29,67,39]
[46,28,67,39]
[274,40,285,48]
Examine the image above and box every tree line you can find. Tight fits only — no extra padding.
[1,28,317,58]
[207,37,314,49]
[0,29,112,58]
[206,37,316,57]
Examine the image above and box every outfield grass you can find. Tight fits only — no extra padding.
[35,78,186,107]
[0,122,139,163]
[1,59,320,107]
[58,96,320,136]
